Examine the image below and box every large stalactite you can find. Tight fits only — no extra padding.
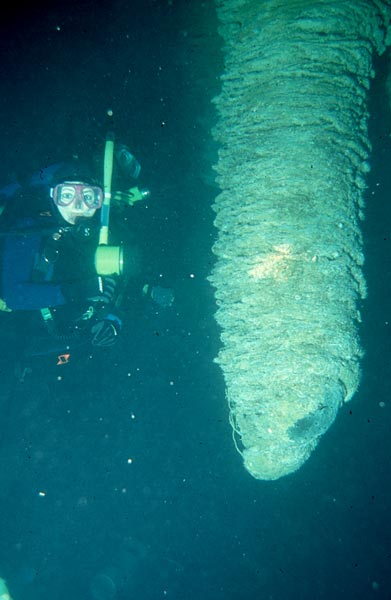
[209,0,391,480]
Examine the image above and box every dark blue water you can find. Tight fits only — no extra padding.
[0,2,389,599]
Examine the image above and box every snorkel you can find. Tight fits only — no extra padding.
[94,132,124,275]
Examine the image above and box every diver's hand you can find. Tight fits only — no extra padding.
[87,276,117,304]
[91,319,119,347]
[62,276,117,304]
[142,284,174,307]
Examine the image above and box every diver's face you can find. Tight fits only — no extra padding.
[57,199,97,225]
[52,182,102,225]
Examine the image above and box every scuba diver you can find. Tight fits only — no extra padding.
[0,136,150,375]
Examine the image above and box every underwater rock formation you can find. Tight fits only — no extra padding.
[210,0,391,479]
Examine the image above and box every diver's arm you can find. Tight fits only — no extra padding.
[1,234,66,310]
[3,279,66,311]
[1,235,112,310]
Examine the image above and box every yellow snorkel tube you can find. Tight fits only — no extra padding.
[94,132,124,276]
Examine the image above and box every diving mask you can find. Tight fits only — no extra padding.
[51,182,103,209]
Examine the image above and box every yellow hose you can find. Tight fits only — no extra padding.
[99,133,115,245]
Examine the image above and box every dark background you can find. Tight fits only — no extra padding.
[0,2,389,599]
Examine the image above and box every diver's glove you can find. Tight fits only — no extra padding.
[91,315,122,347]
[113,187,150,206]
[142,284,174,307]
[62,276,118,304]
[87,276,117,304]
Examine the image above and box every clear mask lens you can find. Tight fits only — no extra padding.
[52,183,103,209]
